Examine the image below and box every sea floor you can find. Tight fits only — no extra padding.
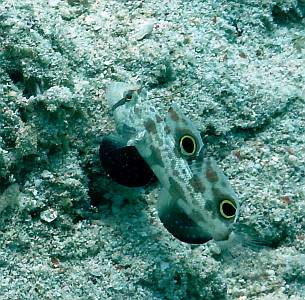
[0,0,305,299]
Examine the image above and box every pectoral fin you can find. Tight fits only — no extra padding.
[157,187,212,244]
[99,134,157,187]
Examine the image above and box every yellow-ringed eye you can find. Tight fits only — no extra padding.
[179,135,196,156]
[219,199,236,219]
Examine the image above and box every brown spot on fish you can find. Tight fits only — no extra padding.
[144,118,157,134]
[189,174,206,193]
[206,162,218,183]
[168,107,180,121]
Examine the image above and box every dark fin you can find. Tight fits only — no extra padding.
[99,134,157,187]
[157,188,211,244]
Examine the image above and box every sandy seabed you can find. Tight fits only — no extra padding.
[0,0,305,299]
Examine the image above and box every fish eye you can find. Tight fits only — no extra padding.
[111,88,139,111]
[124,90,134,101]
[219,200,236,219]
[179,135,196,156]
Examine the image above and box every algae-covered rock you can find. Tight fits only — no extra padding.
[0,183,20,214]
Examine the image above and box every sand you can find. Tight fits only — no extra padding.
[0,0,305,299]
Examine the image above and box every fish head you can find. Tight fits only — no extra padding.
[105,82,145,140]
[105,82,141,111]
[157,157,240,244]
[159,105,239,243]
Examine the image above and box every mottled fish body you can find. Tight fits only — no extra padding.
[105,82,241,244]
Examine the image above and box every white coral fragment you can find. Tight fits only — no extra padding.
[133,19,155,41]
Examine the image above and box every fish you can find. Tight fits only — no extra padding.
[105,81,242,244]
[101,82,157,188]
